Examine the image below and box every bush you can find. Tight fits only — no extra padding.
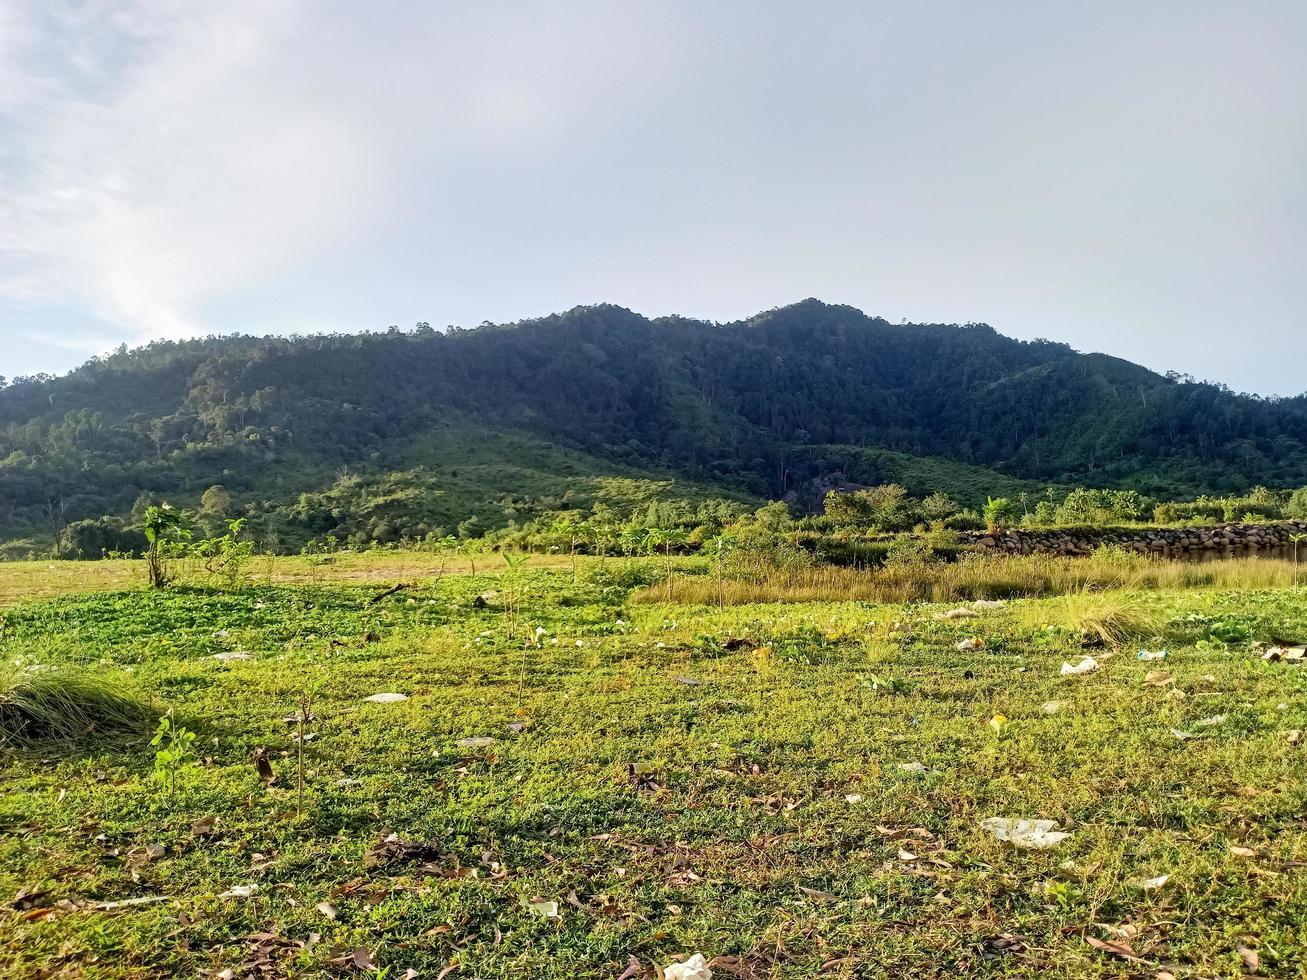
[54,517,147,559]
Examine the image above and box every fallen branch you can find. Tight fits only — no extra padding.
[366,583,410,606]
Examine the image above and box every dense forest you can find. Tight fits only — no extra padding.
[2,299,1306,554]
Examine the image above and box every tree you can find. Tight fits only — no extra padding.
[919,491,958,525]
[983,497,1015,533]
[1288,488,1307,519]
[200,484,234,515]
[823,485,911,531]
[55,516,147,559]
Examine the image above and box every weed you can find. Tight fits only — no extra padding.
[150,712,197,796]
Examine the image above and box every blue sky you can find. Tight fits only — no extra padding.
[1,1,1304,393]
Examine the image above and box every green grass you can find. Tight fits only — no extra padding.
[1,561,1306,977]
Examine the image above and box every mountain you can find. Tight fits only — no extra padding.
[2,299,1306,552]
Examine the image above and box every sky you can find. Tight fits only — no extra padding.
[1,1,1304,394]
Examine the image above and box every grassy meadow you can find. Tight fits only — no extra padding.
[2,555,1306,978]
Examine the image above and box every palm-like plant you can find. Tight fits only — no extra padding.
[643,527,687,601]
[618,526,647,558]
[456,537,478,576]
[1291,532,1307,569]
[707,533,736,609]
[550,515,585,581]
[433,534,458,577]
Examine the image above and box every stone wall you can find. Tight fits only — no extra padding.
[963,519,1307,557]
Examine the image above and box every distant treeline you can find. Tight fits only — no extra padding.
[37,479,1307,564]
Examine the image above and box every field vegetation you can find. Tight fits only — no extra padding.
[2,541,1306,977]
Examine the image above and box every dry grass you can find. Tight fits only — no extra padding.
[0,552,575,608]
[1015,591,1164,646]
[637,553,1307,606]
[0,559,141,608]
[0,666,152,743]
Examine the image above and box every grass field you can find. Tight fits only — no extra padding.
[0,553,572,609]
[2,558,1306,977]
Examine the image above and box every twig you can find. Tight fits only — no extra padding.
[366,582,410,606]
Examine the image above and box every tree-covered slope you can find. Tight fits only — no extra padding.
[2,299,1306,548]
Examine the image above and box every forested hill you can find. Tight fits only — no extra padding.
[3,299,1307,551]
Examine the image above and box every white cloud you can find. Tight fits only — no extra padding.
[0,0,373,343]
[0,0,688,353]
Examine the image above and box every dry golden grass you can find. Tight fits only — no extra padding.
[0,552,575,608]
[637,553,1307,606]
[0,559,142,608]
[1014,591,1165,646]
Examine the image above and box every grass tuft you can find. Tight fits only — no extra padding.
[1017,591,1164,646]
[0,666,152,743]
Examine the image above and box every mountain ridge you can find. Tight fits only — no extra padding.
[2,299,1305,551]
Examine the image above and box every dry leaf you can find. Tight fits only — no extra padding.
[1085,935,1145,963]
[352,948,377,970]
[1237,945,1259,971]
[190,815,218,837]
[797,885,839,903]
